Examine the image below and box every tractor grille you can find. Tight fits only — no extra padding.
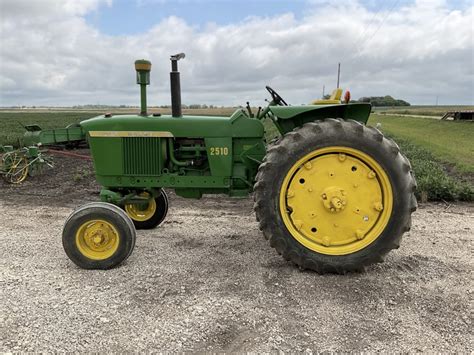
[123,137,162,175]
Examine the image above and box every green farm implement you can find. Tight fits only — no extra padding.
[0,145,52,184]
[27,54,417,273]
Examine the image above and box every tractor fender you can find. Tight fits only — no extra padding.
[268,103,371,134]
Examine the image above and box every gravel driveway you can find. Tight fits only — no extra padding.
[0,155,472,352]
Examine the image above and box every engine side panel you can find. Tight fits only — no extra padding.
[83,109,266,198]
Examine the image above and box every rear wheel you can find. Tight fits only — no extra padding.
[124,189,169,229]
[254,119,417,273]
[62,202,136,269]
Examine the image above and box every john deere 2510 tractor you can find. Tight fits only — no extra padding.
[28,53,416,273]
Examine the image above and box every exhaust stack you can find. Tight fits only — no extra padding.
[170,53,185,117]
[134,59,152,116]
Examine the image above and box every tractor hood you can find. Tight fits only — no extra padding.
[79,109,264,138]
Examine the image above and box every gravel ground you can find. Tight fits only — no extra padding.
[0,155,473,352]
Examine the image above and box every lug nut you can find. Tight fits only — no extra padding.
[304,162,312,170]
[368,171,376,179]
[294,220,303,230]
[356,229,365,240]
[338,153,346,162]
[374,202,384,211]
[322,236,331,246]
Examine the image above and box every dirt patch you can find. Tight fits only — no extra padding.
[0,154,473,352]
[0,149,99,206]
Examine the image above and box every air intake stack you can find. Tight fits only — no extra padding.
[134,59,152,116]
[170,53,185,117]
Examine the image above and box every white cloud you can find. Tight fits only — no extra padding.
[0,0,472,106]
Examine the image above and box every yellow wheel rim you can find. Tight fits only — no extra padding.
[279,146,393,255]
[75,219,120,260]
[4,154,29,184]
[124,192,156,222]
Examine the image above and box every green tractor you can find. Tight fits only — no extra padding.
[30,53,417,273]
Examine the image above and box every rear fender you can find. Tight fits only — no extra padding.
[269,103,371,134]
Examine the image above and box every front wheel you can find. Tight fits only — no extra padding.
[254,119,417,273]
[62,202,136,269]
[124,189,169,229]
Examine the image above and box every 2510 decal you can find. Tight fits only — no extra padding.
[209,147,229,156]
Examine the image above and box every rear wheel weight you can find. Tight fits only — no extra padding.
[254,119,417,273]
[62,202,136,269]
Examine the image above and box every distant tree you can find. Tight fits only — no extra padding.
[358,95,410,106]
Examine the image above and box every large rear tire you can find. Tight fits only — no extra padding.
[254,119,417,273]
[62,202,136,269]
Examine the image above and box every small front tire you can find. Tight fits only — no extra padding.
[124,189,169,230]
[62,202,136,269]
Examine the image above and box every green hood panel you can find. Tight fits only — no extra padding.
[80,109,264,138]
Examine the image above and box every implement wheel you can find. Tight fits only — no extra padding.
[2,152,29,184]
[124,189,169,229]
[63,202,136,269]
[254,119,417,273]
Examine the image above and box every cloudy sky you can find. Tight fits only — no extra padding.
[0,0,473,107]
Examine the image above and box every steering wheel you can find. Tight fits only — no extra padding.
[265,86,288,106]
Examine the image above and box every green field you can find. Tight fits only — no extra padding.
[368,114,474,173]
[0,111,102,147]
[373,105,474,117]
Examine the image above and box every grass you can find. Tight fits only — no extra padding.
[373,105,474,117]
[369,114,474,173]
[386,137,472,201]
[72,167,94,182]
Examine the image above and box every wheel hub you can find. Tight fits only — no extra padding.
[75,220,119,260]
[321,186,347,213]
[125,192,156,222]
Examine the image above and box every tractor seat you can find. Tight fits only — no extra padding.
[311,88,343,105]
